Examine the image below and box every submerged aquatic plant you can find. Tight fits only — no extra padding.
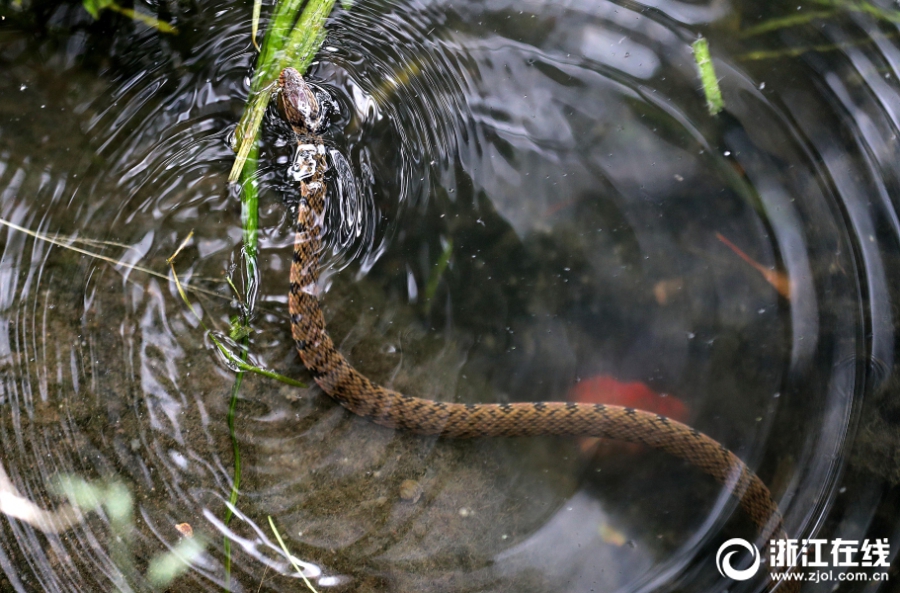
[54,475,206,589]
[82,0,178,33]
[737,0,900,59]
[692,37,724,115]
[742,0,900,38]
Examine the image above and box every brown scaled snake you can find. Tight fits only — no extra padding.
[278,66,795,589]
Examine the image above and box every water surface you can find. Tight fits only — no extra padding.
[0,0,898,591]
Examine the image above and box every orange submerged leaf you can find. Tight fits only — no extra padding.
[716,232,791,299]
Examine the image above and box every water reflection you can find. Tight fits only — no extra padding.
[0,0,897,591]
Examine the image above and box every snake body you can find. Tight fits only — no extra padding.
[279,67,788,552]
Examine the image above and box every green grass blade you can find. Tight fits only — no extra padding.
[223,357,244,589]
[110,4,179,34]
[740,10,836,37]
[268,517,320,593]
[424,239,453,307]
[251,0,263,50]
[281,0,338,75]
[167,263,305,387]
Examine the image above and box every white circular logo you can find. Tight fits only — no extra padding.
[716,538,761,581]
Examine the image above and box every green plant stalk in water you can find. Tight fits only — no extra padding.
[268,516,320,593]
[224,0,339,587]
[231,0,338,182]
[223,362,244,588]
[740,0,900,38]
[424,238,453,312]
[82,0,178,33]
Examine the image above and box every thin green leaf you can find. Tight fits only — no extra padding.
[741,10,836,37]
[424,238,453,305]
[168,263,306,388]
[0,217,225,300]
[210,333,306,387]
[736,34,883,60]
[268,516,320,593]
[110,4,179,34]
[251,0,263,51]
[852,0,900,23]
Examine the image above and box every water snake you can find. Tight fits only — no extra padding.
[278,67,793,586]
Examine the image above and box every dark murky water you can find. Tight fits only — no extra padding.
[0,0,898,591]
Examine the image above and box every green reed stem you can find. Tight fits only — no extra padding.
[251,0,263,50]
[239,142,260,311]
[223,352,245,589]
[225,145,253,585]
[167,263,303,388]
[224,0,340,586]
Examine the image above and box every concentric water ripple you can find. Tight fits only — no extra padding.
[0,0,897,591]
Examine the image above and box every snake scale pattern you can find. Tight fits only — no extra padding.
[278,67,794,586]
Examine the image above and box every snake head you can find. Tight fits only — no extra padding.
[278,67,327,134]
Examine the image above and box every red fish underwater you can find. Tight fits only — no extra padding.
[568,376,689,454]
